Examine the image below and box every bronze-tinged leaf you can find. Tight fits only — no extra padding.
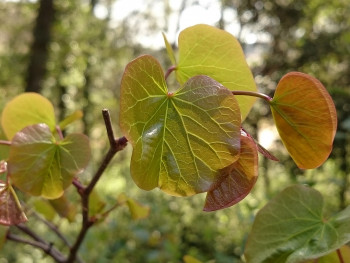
[270,72,337,169]
[119,55,241,197]
[203,132,258,212]
[256,142,279,161]
[0,182,27,226]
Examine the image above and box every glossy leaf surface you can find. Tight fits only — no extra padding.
[1,93,56,140]
[120,55,241,196]
[8,124,90,199]
[203,132,258,211]
[270,72,337,169]
[0,182,27,225]
[176,24,257,120]
[245,185,350,263]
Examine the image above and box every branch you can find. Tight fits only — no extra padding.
[66,109,128,263]
[232,90,272,102]
[8,229,66,263]
[0,140,11,146]
[337,248,345,263]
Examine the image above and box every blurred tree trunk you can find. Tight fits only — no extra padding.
[25,0,55,93]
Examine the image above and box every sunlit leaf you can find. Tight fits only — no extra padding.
[58,110,83,130]
[203,131,258,211]
[244,185,350,263]
[118,193,150,220]
[176,24,257,120]
[0,182,27,226]
[0,225,8,249]
[162,32,176,65]
[120,55,241,196]
[1,92,56,140]
[304,245,350,263]
[8,124,90,199]
[270,72,337,169]
[183,255,203,263]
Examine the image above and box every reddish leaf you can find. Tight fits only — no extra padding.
[270,72,337,169]
[203,133,258,211]
[256,142,279,161]
[0,182,27,226]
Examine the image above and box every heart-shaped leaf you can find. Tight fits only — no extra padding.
[270,72,337,169]
[0,182,27,226]
[119,55,241,196]
[1,93,56,140]
[174,24,257,120]
[244,185,350,263]
[8,124,90,199]
[203,131,258,211]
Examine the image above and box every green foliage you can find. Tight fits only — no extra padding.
[1,92,56,140]
[169,24,257,121]
[8,124,90,199]
[119,55,241,196]
[244,185,350,263]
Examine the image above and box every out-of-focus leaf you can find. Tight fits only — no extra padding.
[119,55,241,196]
[203,132,258,211]
[0,225,8,250]
[1,92,56,140]
[183,255,203,263]
[244,185,350,263]
[8,124,90,199]
[32,199,56,221]
[0,182,27,226]
[162,32,176,65]
[303,245,350,263]
[118,193,150,220]
[58,110,83,130]
[89,189,106,218]
[49,194,77,222]
[176,24,257,120]
[270,72,337,169]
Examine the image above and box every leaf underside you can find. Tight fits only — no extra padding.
[244,185,350,263]
[0,182,27,226]
[204,132,258,211]
[119,55,241,196]
[270,72,337,169]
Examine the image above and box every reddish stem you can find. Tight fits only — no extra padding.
[165,65,176,80]
[337,248,345,263]
[0,140,11,146]
[232,90,272,103]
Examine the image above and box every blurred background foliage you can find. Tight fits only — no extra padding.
[0,0,349,262]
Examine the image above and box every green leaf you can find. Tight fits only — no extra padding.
[0,182,27,226]
[183,255,203,263]
[203,131,258,211]
[1,92,56,140]
[32,198,56,221]
[118,193,150,220]
[8,124,90,199]
[244,185,350,263]
[120,55,241,196]
[58,110,83,130]
[270,72,337,169]
[162,32,176,65]
[89,189,106,218]
[176,24,257,120]
[49,194,77,221]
